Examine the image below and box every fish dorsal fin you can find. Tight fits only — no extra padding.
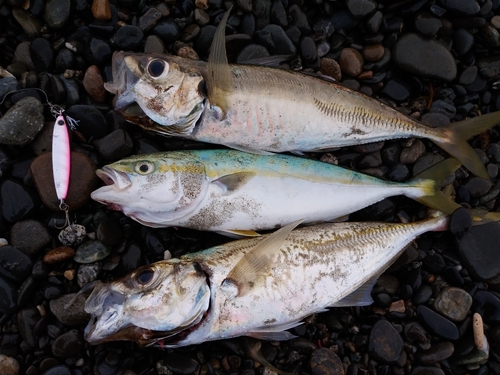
[213,171,256,194]
[330,275,377,307]
[223,219,304,296]
[220,229,261,238]
[207,6,233,116]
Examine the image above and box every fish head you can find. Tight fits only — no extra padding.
[84,260,211,346]
[106,51,207,134]
[90,153,210,227]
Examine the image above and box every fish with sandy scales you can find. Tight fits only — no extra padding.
[105,8,500,179]
[83,212,499,347]
[91,149,462,236]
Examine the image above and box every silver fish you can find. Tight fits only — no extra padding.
[104,9,500,179]
[84,215,459,347]
[90,149,461,237]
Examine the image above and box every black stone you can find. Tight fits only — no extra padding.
[472,290,500,324]
[449,207,472,236]
[29,38,53,72]
[368,320,403,363]
[237,44,269,63]
[162,354,199,375]
[438,0,480,15]
[52,330,83,358]
[66,105,109,139]
[270,0,287,28]
[458,66,478,86]
[0,245,31,282]
[413,285,433,305]
[0,179,38,223]
[117,242,142,275]
[0,276,17,313]
[414,12,442,37]
[86,38,112,65]
[453,28,474,56]
[423,252,446,274]
[41,365,72,375]
[194,25,216,57]
[261,25,296,55]
[381,76,412,101]
[288,4,311,35]
[94,129,134,161]
[254,30,274,51]
[416,305,459,340]
[112,25,144,50]
[347,0,377,18]
[43,0,70,29]
[299,36,317,64]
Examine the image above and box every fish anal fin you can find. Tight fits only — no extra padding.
[330,275,377,307]
[213,172,256,194]
[247,331,297,341]
[207,6,233,115]
[222,219,305,296]
[220,229,261,238]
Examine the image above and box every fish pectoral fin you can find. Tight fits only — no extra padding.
[220,229,261,238]
[330,275,377,307]
[207,6,233,116]
[213,171,257,194]
[222,219,305,296]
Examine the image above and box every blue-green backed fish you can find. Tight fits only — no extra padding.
[90,149,461,237]
[104,9,500,179]
[85,213,486,347]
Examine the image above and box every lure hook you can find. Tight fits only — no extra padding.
[55,201,71,229]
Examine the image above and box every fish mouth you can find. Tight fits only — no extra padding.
[104,51,141,112]
[90,166,132,207]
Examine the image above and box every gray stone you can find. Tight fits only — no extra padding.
[0,97,44,146]
[50,293,90,326]
[433,287,472,321]
[10,219,51,255]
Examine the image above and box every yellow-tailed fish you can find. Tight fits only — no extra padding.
[90,149,461,237]
[84,214,467,347]
[104,9,500,179]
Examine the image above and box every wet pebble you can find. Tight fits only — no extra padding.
[161,354,199,375]
[94,129,134,160]
[139,7,162,31]
[77,262,102,287]
[83,65,106,103]
[12,8,42,38]
[346,0,377,18]
[0,97,44,146]
[392,33,457,81]
[472,290,500,324]
[74,240,110,263]
[92,0,111,20]
[465,177,492,197]
[412,153,444,177]
[0,179,39,223]
[416,305,459,340]
[65,104,109,139]
[310,348,344,375]
[0,355,19,375]
[86,38,112,65]
[457,221,500,283]
[52,330,83,358]
[10,219,51,255]
[0,276,17,313]
[0,245,32,282]
[41,364,72,375]
[30,151,99,211]
[113,25,144,50]
[154,19,180,44]
[320,58,342,81]
[459,66,478,86]
[415,341,454,364]
[145,35,165,54]
[339,48,363,77]
[118,242,142,274]
[449,207,472,236]
[362,44,384,62]
[97,217,123,246]
[58,224,87,246]
[261,25,297,55]
[433,287,472,322]
[17,307,40,348]
[400,140,426,164]
[43,0,71,29]
[414,13,442,37]
[49,293,90,326]
[237,44,269,62]
[368,320,403,363]
[43,246,75,264]
[29,38,53,72]
[439,0,480,15]
[411,367,445,375]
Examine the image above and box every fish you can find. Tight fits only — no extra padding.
[84,214,465,347]
[90,149,462,237]
[104,8,500,179]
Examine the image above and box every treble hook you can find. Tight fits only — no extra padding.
[55,200,71,229]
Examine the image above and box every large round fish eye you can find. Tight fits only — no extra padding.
[134,161,155,175]
[136,268,154,284]
[147,59,167,78]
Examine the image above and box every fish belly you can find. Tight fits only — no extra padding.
[193,67,438,152]
[178,174,412,232]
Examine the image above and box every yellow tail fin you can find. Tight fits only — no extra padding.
[432,111,500,179]
[409,158,462,214]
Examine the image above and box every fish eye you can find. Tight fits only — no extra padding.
[136,268,154,285]
[147,59,167,78]
[135,161,155,175]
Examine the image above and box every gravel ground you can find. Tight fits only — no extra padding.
[1,1,500,375]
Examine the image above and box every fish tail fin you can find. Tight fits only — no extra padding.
[432,111,500,179]
[407,158,462,214]
[470,207,500,225]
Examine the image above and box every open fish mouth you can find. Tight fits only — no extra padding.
[104,51,141,113]
[95,166,132,191]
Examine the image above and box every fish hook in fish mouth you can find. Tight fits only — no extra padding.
[95,166,132,191]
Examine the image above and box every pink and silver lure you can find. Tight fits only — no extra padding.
[52,111,71,208]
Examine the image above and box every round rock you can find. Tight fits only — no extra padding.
[392,33,457,82]
[30,151,99,212]
[49,293,90,326]
[0,179,39,223]
[43,246,75,264]
[0,97,44,146]
[339,47,363,77]
[0,246,32,282]
[10,219,51,255]
[368,320,403,363]
[415,341,454,364]
[416,305,459,340]
[0,355,19,375]
[43,0,71,29]
[310,348,344,375]
[433,287,472,321]
[52,330,83,358]
[83,65,106,103]
[74,240,110,263]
